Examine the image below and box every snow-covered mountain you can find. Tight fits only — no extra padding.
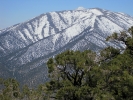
[0,7,133,87]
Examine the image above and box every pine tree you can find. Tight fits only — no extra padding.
[47,50,97,100]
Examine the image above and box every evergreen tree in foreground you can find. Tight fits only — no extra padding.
[46,26,133,100]
[46,50,97,100]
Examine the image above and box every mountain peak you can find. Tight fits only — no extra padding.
[0,7,133,87]
[76,7,86,10]
[89,8,103,15]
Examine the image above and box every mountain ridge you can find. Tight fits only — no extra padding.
[0,8,133,87]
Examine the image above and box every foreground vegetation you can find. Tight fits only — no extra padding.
[0,26,133,100]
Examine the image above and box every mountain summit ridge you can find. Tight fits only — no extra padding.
[0,8,133,87]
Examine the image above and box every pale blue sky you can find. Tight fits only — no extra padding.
[0,0,133,29]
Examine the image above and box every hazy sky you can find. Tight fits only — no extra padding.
[0,0,133,29]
